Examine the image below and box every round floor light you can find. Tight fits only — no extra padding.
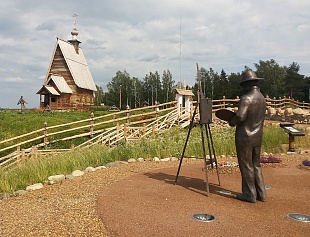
[287,213,310,222]
[265,185,271,190]
[192,213,216,222]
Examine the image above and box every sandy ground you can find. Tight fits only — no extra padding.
[97,155,309,237]
[0,153,309,237]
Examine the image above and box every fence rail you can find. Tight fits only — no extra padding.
[1,96,309,169]
[211,96,310,111]
[0,101,179,169]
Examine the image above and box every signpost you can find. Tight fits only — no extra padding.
[280,123,305,152]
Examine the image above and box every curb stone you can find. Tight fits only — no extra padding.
[72,170,85,177]
[0,156,223,201]
[26,183,44,191]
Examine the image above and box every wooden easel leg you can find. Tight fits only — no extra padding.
[206,124,221,186]
[174,106,221,197]
[174,106,198,185]
[200,124,210,196]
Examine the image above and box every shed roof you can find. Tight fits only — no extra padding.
[47,75,73,94]
[175,88,194,96]
[36,85,60,96]
[45,38,97,92]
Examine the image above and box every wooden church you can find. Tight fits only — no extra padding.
[36,21,97,110]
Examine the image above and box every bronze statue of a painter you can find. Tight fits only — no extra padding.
[228,70,267,203]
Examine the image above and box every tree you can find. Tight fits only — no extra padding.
[94,85,105,106]
[142,71,162,105]
[254,59,286,98]
[284,62,307,101]
[162,70,175,103]
[227,72,242,99]
[305,76,310,102]
[196,67,212,98]
[215,69,229,99]
[208,68,220,99]
[131,77,142,108]
[106,70,131,109]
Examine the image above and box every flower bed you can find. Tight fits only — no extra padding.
[302,160,310,166]
[298,159,310,172]
[260,155,282,163]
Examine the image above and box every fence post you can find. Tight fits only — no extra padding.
[155,102,159,120]
[123,124,127,140]
[90,111,94,138]
[113,115,116,125]
[44,122,48,148]
[30,146,34,158]
[190,103,193,119]
[32,146,38,158]
[143,123,146,135]
[152,124,155,136]
[16,145,21,162]
[222,96,226,108]
[116,123,120,140]
[126,106,130,124]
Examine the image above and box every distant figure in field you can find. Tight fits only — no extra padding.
[17,96,28,114]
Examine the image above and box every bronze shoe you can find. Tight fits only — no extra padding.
[236,194,256,203]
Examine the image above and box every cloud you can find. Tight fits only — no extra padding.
[0,0,310,108]
[0,76,24,83]
[36,21,56,31]
[296,24,310,33]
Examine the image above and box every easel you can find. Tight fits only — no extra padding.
[174,63,220,196]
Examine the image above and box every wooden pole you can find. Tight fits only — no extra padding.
[288,134,295,152]
[143,123,146,134]
[126,107,130,124]
[222,96,226,108]
[90,111,94,138]
[123,124,127,140]
[116,123,120,140]
[155,102,159,120]
[119,86,122,110]
[17,145,21,162]
[44,122,48,147]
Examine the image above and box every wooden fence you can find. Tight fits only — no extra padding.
[0,101,180,169]
[212,96,310,111]
[1,96,309,169]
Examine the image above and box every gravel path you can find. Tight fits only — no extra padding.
[0,160,182,237]
[0,153,309,237]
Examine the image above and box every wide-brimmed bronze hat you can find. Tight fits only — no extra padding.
[240,70,264,84]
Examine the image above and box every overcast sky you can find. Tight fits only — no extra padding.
[0,0,309,108]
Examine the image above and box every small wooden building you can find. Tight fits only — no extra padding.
[37,25,97,110]
[175,88,194,115]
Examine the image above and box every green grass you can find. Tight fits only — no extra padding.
[0,110,114,155]
[1,123,307,194]
[0,110,96,140]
